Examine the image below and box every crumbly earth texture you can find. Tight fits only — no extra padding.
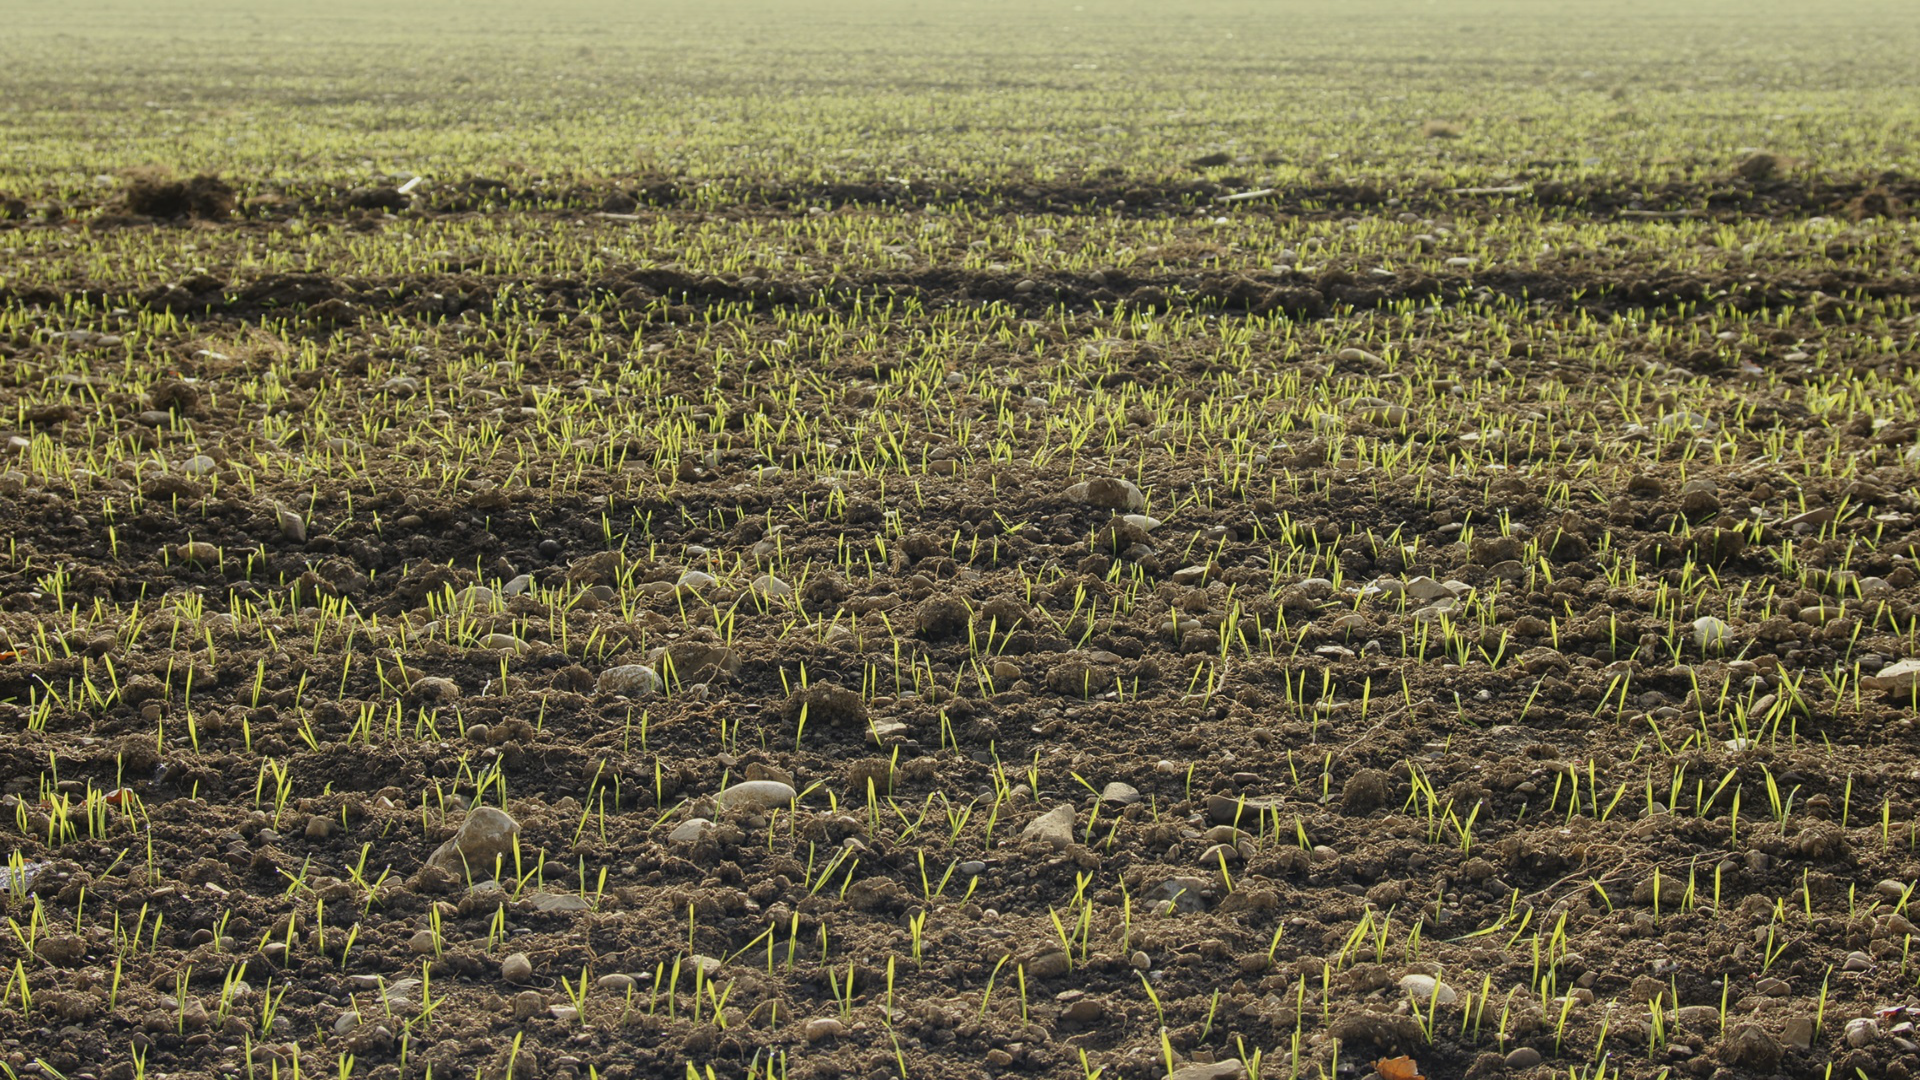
[3,3,1920,1080]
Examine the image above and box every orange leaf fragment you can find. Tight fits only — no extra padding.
[1375,1057,1424,1080]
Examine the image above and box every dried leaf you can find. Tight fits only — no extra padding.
[1375,1057,1425,1080]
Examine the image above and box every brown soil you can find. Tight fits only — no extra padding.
[1,178,1919,1080]
[10,173,1916,228]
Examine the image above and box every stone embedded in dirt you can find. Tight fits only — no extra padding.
[1781,1016,1816,1050]
[596,664,661,697]
[453,585,496,609]
[1146,877,1209,914]
[1398,973,1457,1005]
[408,676,461,703]
[1403,576,1452,603]
[669,817,716,844]
[426,805,521,878]
[1205,793,1283,824]
[1166,1061,1246,1080]
[1864,660,1920,696]
[1025,950,1071,978]
[1676,1005,1719,1031]
[805,1017,845,1042]
[1722,1023,1782,1069]
[1170,564,1212,586]
[1020,804,1076,849]
[408,930,438,955]
[715,780,797,811]
[176,541,220,564]
[1197,843,1242,867]
[1352,402,1412,426]
[501,952,534,984]
[1066,476,1146,512]
[1846,1016,1877,1046]
[676,569,717,590]
[751,573,793,597]
[1100,782,1141,805]
[510,989,544,1021]
[530,891,591,913]
[1061,996,1105,1022]
[1504,1047,1543,1070]
[479,633,528,653]
[1123,513,1162,532]
[274,505,306,542]
[596,974,635,994]
[1692,616,1731,650]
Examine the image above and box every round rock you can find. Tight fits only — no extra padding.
[501,952,534,984]
[597,664,661,697]
[715,780,796,812]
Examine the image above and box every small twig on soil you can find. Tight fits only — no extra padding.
[1333,707,1407,755]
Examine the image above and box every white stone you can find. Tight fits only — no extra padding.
[452,585,496,608]
[1692,616,1731,650]
[1398,973,1457,1005]
[479,633,527,653]
[714,780,796,811]
[668,818,716,844]
[1864,660,1920,695]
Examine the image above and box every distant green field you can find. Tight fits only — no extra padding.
[5,0,1918,202]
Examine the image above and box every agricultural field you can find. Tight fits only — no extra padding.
[3,1,1920,1079]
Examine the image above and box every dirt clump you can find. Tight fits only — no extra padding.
[123,171,236,219]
